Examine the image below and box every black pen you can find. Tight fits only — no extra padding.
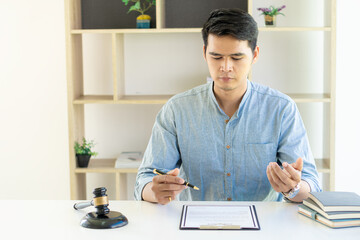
[153,169,200,190]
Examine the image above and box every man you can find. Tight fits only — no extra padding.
[134,8,321,204]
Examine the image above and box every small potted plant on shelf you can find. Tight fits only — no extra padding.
[74,138,98,168]
[122,0,156,29]
[257,5,286,27]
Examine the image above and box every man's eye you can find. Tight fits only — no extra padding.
[212,57,222,60]
[232,58,242,61]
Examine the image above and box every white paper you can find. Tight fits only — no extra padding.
[180,205,259,229]
[115,151,143,168]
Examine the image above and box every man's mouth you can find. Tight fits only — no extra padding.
[219,77,233,81]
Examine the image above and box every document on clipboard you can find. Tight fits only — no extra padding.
[179,205,260,230]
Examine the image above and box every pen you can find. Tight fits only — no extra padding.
[153,169,200,190]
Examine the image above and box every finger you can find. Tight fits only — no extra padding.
[157,191,176,204]
[266,165,280,191]
[167,168,180,176]
[157,190,176,199]
[158,183,187,192]
[153,174,185,185]
[283,162,301,182]
[151,183,184,200]
[292,157,303,171]
[269,164,289,191]
[271,162,293,186]
[158,195,172,205]
[281,166,291,178]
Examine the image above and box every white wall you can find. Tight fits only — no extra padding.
[0,0,69,199]
[0,0,359,200]
[335,0,360,194]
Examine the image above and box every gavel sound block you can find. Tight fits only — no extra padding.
[74,187,128,229]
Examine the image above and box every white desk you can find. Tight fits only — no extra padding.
[2,200,359,239]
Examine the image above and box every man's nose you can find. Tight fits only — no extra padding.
[221,58,233,72]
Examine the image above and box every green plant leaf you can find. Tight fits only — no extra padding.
[134,1,141,9]
[128,4,139,13]
[74,138,98,156]
[122,0,129,6]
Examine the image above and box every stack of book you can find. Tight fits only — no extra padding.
[298,191,360,228]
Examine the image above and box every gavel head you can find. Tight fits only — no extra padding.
[93,187,110,216]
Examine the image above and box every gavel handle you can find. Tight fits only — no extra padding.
[73,200,93,210]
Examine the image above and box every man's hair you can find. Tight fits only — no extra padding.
[202,8,258,53]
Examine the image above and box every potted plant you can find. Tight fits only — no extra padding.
[122,0,156,28]
[74,138,98,168]
[257,5,286,27]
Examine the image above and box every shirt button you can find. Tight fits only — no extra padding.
[227,173,231,176]
[226,145,230,149]
[225,119,229,124]
[227,198,232,201]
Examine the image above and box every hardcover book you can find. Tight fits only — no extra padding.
[303,198,360,219]
[308,192,360,212]
[298,204,360,228]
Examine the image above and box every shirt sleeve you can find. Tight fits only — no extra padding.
[277,100,322,193]
[134,101,182,200]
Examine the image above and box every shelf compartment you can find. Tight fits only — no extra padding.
[75,158,138,173]
[163,0,247,28]
[251,0,332,28]
[81,0,157,29]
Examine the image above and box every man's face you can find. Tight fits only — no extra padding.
[204,34,259,94]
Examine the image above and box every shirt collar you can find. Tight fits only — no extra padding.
[208,79,252,118]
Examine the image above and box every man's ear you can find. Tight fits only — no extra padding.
[203,45,207,60]
[252,46,260,64]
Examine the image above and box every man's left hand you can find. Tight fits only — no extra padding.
[266,157,303,194]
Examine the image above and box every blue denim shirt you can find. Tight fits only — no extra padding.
[134,80,321,201]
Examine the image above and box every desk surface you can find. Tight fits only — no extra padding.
[1,200,359,239]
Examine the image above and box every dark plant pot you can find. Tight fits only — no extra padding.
[76,154,91,168]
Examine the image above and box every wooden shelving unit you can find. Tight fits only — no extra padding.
[65,0,336,200]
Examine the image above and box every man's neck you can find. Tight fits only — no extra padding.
[213,83,247,118]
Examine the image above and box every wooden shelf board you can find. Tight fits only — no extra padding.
[73,95,114,104]
[73,95,172,104]
[258,27,331,32]
[74,158,138,173]
[115,95,172,104]
[71,28,202,34]
[71,27,331,34]
[287,94,331,103]
[315,158,330,173]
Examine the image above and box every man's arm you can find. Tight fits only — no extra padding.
[267,100,321,202]
[134,101,184,202]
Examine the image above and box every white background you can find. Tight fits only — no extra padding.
[0,0,359,200]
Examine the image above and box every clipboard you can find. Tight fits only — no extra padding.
[179,204,260,230]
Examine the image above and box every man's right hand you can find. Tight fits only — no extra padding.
[142,168,187,205]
